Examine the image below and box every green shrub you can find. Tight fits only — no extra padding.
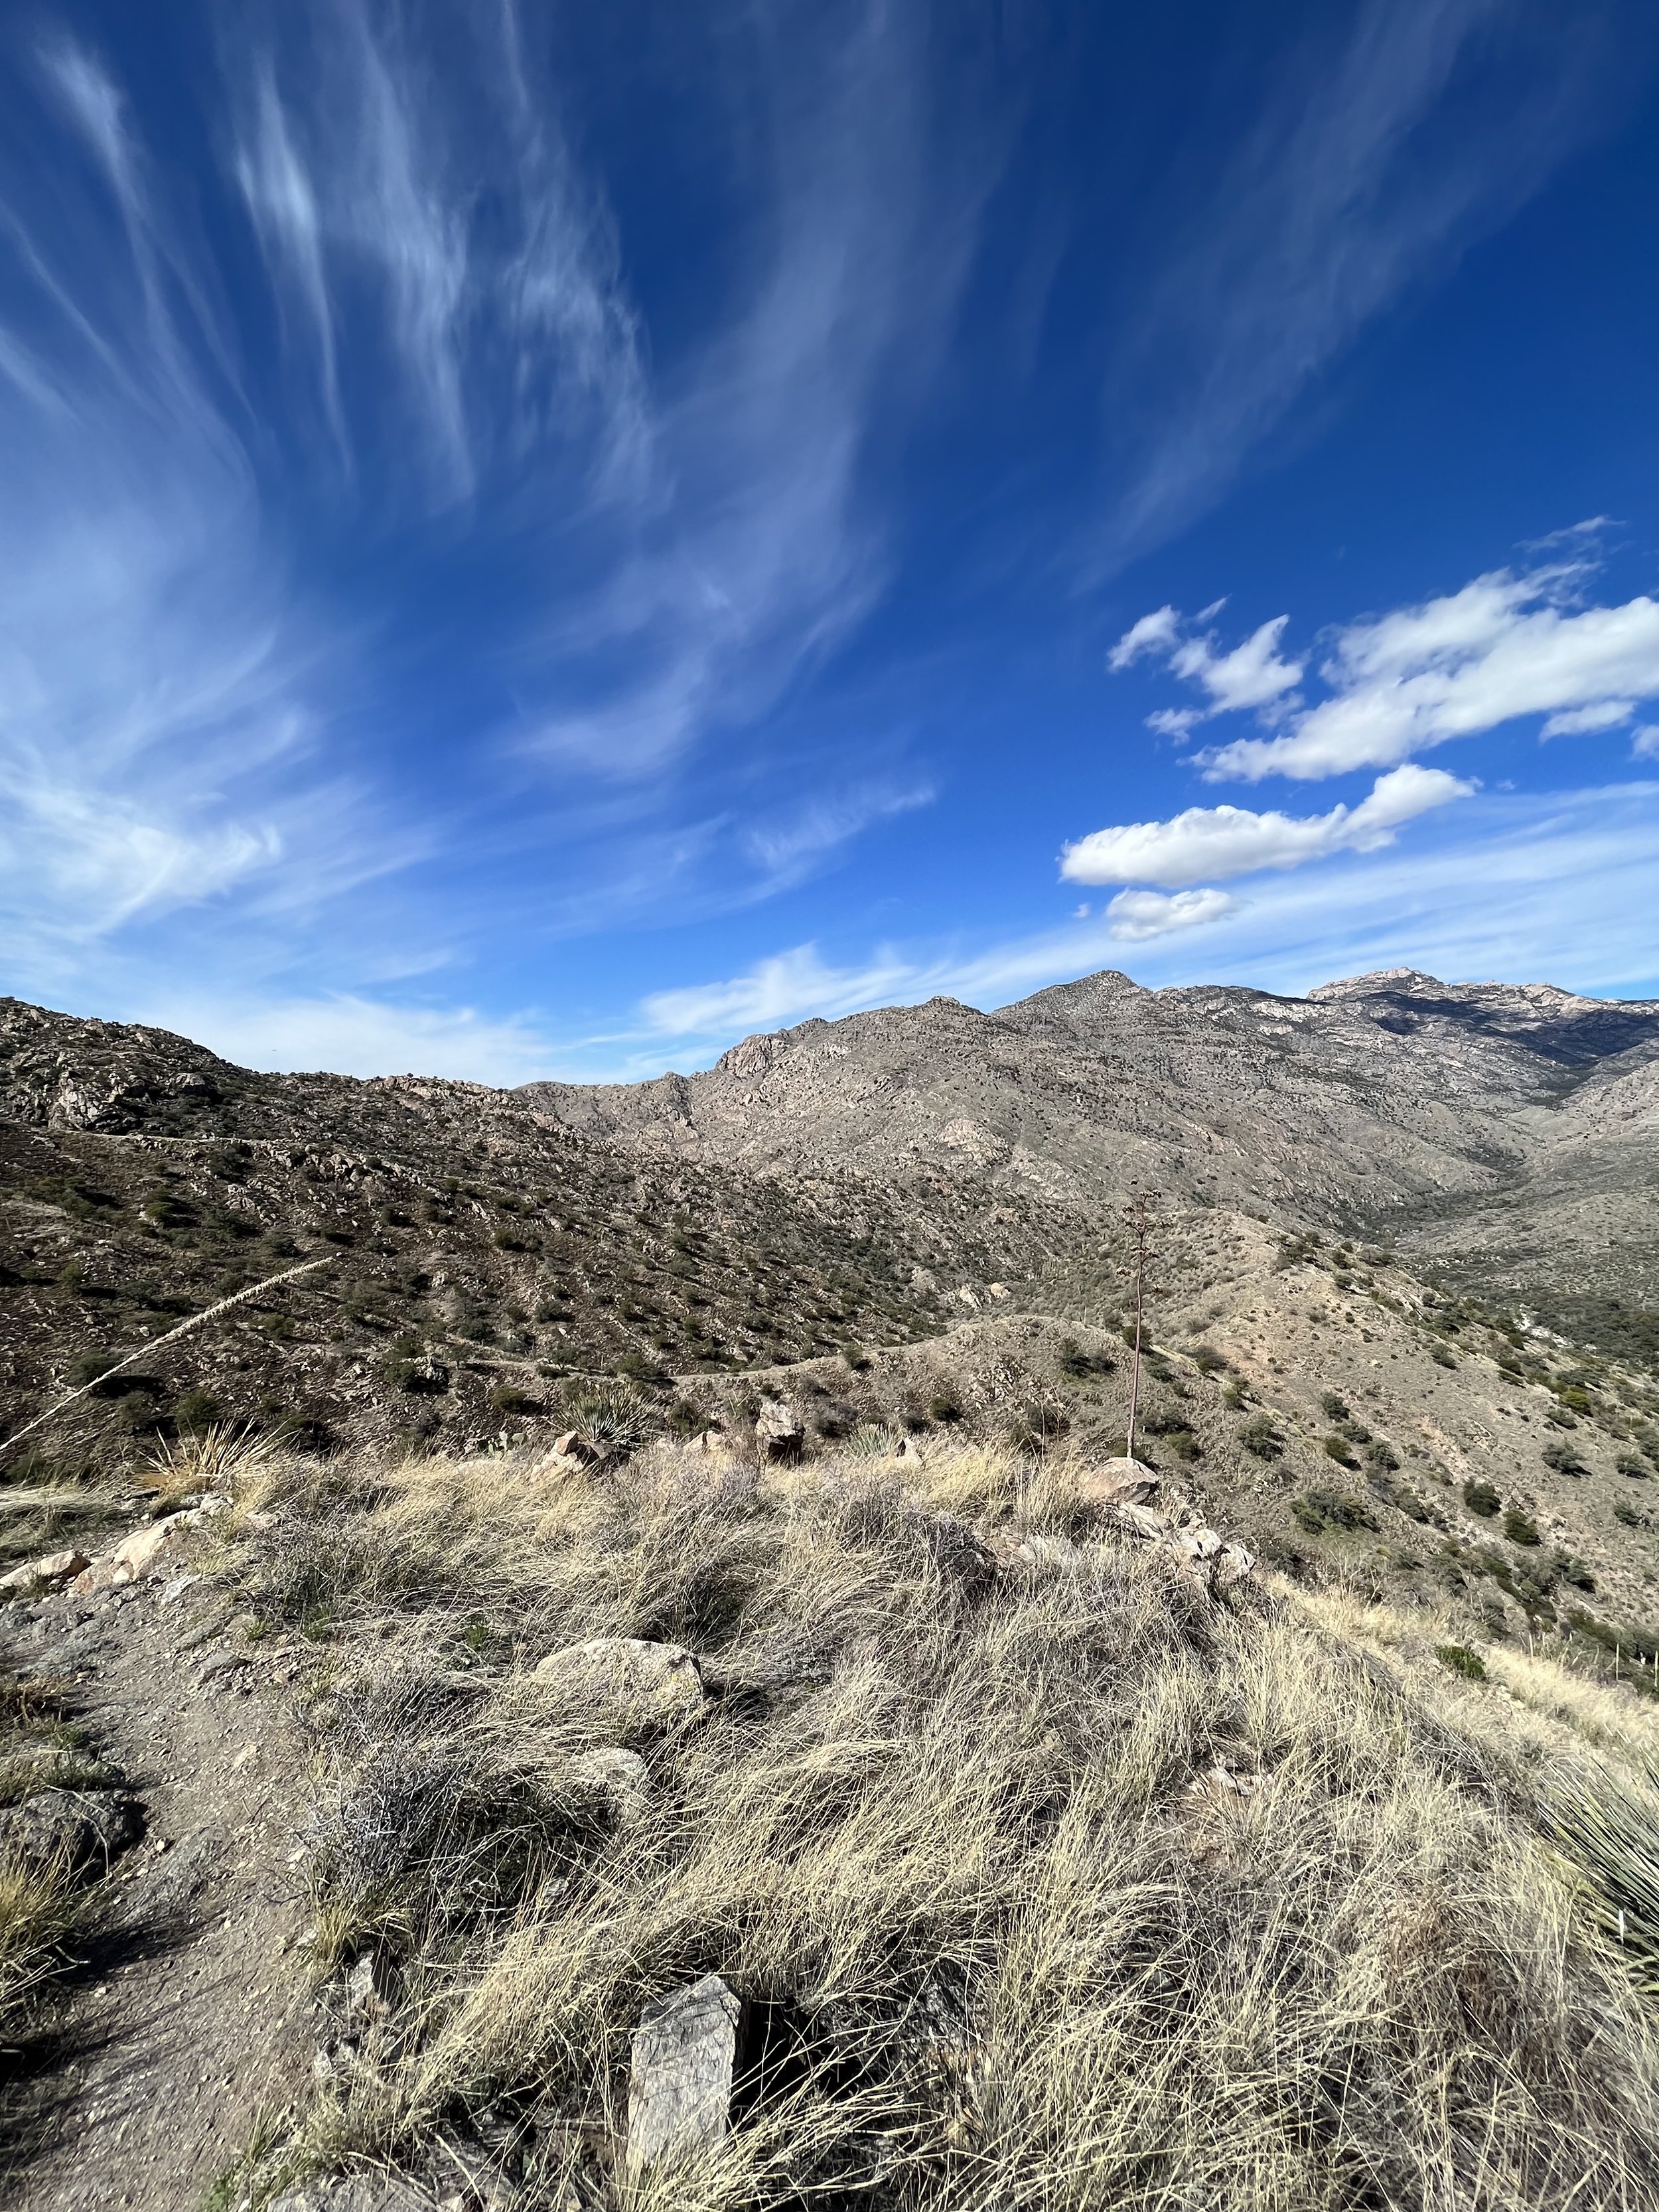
[1542,1441,1588,1478]
[1319,1392,1350,1421]
[1323,1434,1358,1467]
[1293,1489,1377,1535]
[1463,1480,1501,1518]
[1238,1414,1282,1461]
[1502,1509,1541,1548]
[1431,1347,1457,1370]
[1435,1643,1487,1682]
[1615,1452,1650,1480]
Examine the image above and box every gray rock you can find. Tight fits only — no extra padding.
[531,1637,705,1729]
[0,1788,143,1876]
[755,1402,804,1462]
[269,2177,435,2212]
[627,1972,741,2175]
[566,1745,652,1824]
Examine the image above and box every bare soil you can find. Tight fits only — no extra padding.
[1,1576,316,2209]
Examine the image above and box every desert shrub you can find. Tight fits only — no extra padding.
[1323,1434,1358,1467]
[173,1388,223,1434]
[561,1379,654,1455]
[1238,1414,1282,1461]
[1504,1509,1542,1548]
[1292,1488,1377,1535]
[1464,1480,1502,1518]
[1431,1345,1458,1369]
[1613,1500,1650,1530]
[1544,1441,1589,1477]
[1319,1392,1351,1421]
[1187,1343,1228,1374]
[1615,1452,1649,1480]
[488,1384,543,1419]
[1435,1643,1487,1681]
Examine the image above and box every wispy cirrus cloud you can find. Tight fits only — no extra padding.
[1092,0,1646,569]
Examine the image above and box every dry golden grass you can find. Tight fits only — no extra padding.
[224,1436,1659,2211]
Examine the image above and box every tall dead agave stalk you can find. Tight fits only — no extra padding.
[0,1257,332,1463]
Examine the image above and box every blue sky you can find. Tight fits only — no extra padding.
[2,0,1658,1081]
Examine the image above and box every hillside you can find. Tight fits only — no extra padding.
[0,996,1064,1473]
[523,966,1659,1348]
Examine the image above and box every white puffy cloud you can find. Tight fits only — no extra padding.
[1106,887,1239,940]
[1107,606,1181,669]
[1111,556,1659,782]
[1634,726,1659,761]
[1058,763,1473,888]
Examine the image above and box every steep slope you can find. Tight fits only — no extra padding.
[0,999,1061,1472]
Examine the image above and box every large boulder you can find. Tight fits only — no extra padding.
[627,1973,741,2175]
[531,1637,705,1730]
[0,1788,143,1876]
[1079,1457,1160,1507]
[755,1402,804,1463]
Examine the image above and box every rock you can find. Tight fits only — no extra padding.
[76,1514,191,1592]
[986,1282,1011,1301]
[1174,1524,1224,1563]
[626,1972,741,2175]
[565,1745,652,1824]
[546,1430,608,1468]
[531,1637,705,1729]
[345,1951,390,2024]
[1080,1457,1160,1506]
[755,1403,804,1463]
[997,1530,1082,1575]
[269,2177,435,2212]
[686,1429,727,1455]
[919,1512,999,1596]
[1112,1500,1176,1540]
[0,1548,91,1593]
[891,1434,924,1463]
[0,1789,143,1876]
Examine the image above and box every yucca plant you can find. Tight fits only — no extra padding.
[1542,1759,1659,1994]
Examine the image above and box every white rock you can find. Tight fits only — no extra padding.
[627,1972,741,2175]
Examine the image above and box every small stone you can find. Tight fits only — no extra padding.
[891,1435,924,1463]
[626,1972,741,2175]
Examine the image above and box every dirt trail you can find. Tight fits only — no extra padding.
[2,1572,316,2209]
